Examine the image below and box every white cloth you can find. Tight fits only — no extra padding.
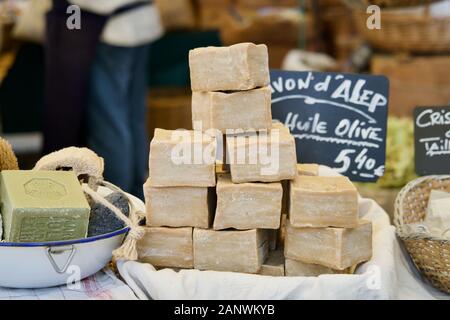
[117,166,450,300]
[68,0,164,46]
[0,268,137,300]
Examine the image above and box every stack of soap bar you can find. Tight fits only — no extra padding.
[226,123,297,183]
[285,259,352,277]
[285,220,372,270]
[189,43,269,92]
[289,176,358,228]
[0,170,90,242]
[149,129,216,187]
[144,178,214,228]
[192,87,272,132]
[213,174,282,230]
[193,228,268,273]
[137,227,193,268]
[260,250,285,277]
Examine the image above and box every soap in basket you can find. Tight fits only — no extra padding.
[0,170,90,242]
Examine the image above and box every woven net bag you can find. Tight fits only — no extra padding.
[394,175,450,293]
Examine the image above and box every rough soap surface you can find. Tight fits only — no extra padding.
[88,192,129,237]
[144,179,214,228]
[192,87,272,132]
[289,176,358,228]
[285,220,372,270]
[227,123,297,183]
[189,43,269,92]
[193,228,268,273]
[137,227,193,268]
[213,174,282,230]
[285,259,350,277]
[0,170,90,242]
[149,129,216,187]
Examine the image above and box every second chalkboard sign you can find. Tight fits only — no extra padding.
[414,106,450,176]
[270,70,389,182]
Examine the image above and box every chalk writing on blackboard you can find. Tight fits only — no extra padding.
[414,107,450,175]
[270,71,389,182]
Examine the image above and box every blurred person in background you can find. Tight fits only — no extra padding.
[44,0,163,199]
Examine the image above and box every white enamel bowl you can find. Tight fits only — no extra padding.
[0,187,143,289]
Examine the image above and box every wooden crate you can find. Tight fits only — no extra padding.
[147,88,192,140]
[154,0,196,31]
[371,55,450,117]
[195,0,232,30]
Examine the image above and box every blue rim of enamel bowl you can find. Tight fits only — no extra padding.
[0,227,130,247]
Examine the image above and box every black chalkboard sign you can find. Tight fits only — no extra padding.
[414,106,450,176]
[270,70,389,182]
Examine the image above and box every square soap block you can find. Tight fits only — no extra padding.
[227,123,297,183]
[277,213,287,246]
[189,43,269,92]
[285,220,372,270]
[213,174,282,230]
[149,129,216,187]
[285,259,351,277]
[144,179,214,228]
[192,87,272,132]
[137,226,193,268]
[0,170,90,242]
[193,228,268,273]
[259,249,285,277]
[289,176,358,228]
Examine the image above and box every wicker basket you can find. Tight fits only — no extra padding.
[342,0,441,9]
[352,5,450,53]
[394,175,450,293]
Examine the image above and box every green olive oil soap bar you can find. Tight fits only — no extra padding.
[0,170,90,242]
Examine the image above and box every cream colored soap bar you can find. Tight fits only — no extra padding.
[213,174,282,230]
[193,229,268,273]
[227,123,297,183]
[149,129,216,187]
[285,259,351,277]
[144,179,214,228]
[289,176,358,228]
[260,250,285,277]
[285,220,372,270]
[426,190,450,230]
[137,227,193,268]
[192,87,272,132]
[189,43,269,92]
[297,163,319,176]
